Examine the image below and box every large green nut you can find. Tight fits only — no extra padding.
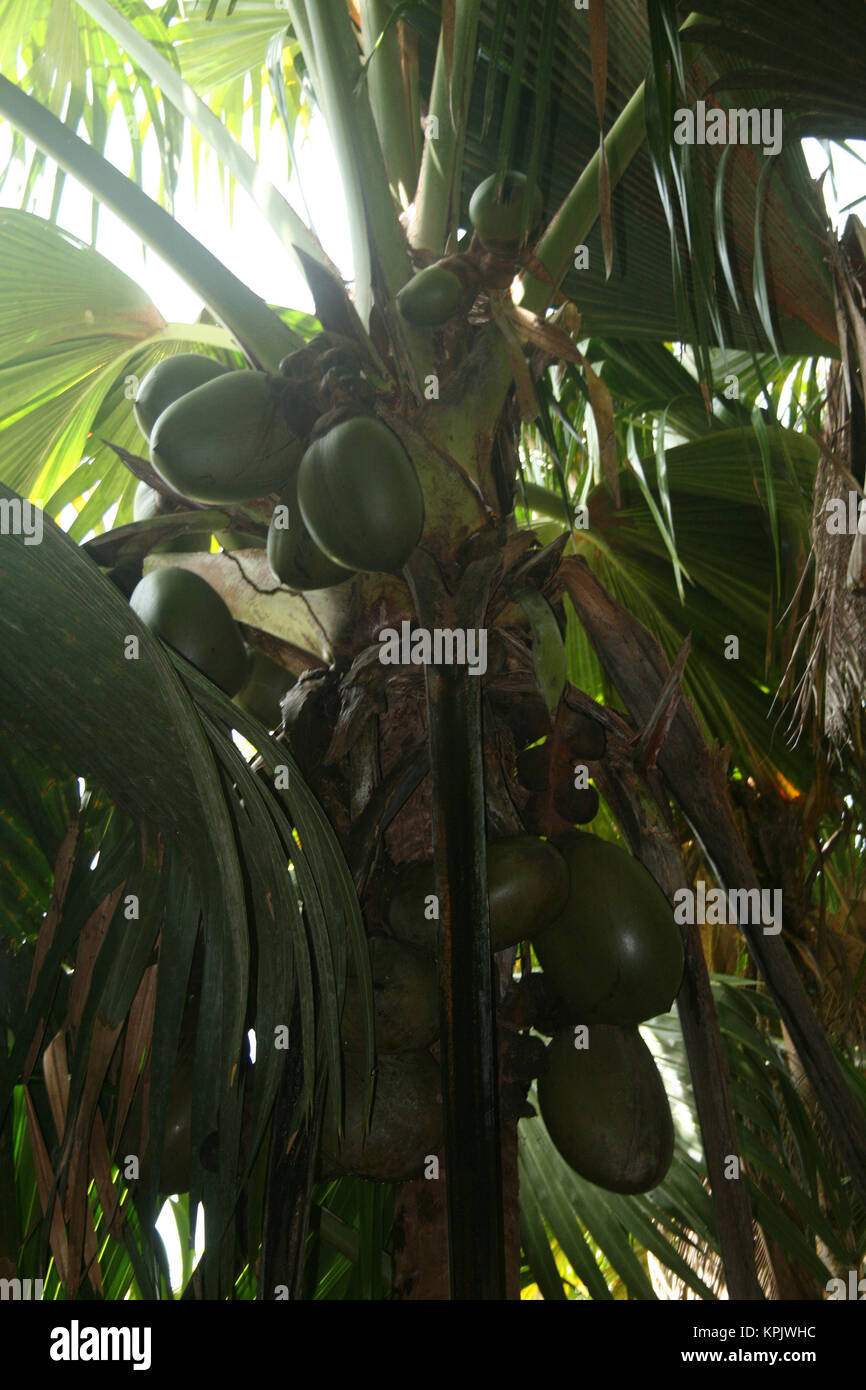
[386,861,439,953]
[340,938,439,1053]
[133,480,173,522]
[267,469,355,591]
[321,1049,442,1182]
[133,482,212,554]
[233,648,295,728]
[388,836,570,954]
[130,566,249,695]
[533,834,684,1026]
[151,371,303,504]
[538,1025,674,1194]
[486,837,570,945]
[396,265,464,326]
[551,782,600,826]
[297,416,424,573]
[468,171,543,243]
[133,353,231,441]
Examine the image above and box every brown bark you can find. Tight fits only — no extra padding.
[377,618,532,1300]
[389,1039,524,1301]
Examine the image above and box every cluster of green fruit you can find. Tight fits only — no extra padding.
[123,348,426,711]
[130,350,424,579]
[322,834,571,1182]
[385,827,684,1195]
[397,171,543,327]
[266,412,423,586]
[530,833,684,1194]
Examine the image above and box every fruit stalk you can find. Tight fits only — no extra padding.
[408,554,506,1300]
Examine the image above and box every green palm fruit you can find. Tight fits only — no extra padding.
[533,834,684,1026]
[563,708,607,760]
[133,353,230,440]
[129,566,248,695]
[296,415,424,573]
[396,264,464,325]
[552,782,600,825]
[538,1024,674,1194]
[321,1049,442,1182]
[233,649,295,728]
[133,482,211,553]
[267,468,356,590]
[388,836,570,954]
[151,370,303,504]
[468,171,543,243]
[132,480,174,521]
[340,938,439,1053]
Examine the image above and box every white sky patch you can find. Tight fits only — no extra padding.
[155,1198,182,1290]
[802,138,866,228]
[231,728,258,761]
[0,89,353,325]
[155,1197,205,1296]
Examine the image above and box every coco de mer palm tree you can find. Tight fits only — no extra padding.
[0,0,863,1302]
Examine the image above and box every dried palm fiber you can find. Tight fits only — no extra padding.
[786,216,866,749]
[646,1201,779,1300]
[780,1020,865,1284]
[817,901,866,1050]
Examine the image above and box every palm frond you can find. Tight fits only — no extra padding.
[0,487,364,1295]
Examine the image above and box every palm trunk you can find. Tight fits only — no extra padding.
[406,549,507,1299]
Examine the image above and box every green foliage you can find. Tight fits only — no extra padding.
[0,497,368,1296]
[0,0,859,1302]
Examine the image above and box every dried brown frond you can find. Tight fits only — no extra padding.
[783,217,866,754]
